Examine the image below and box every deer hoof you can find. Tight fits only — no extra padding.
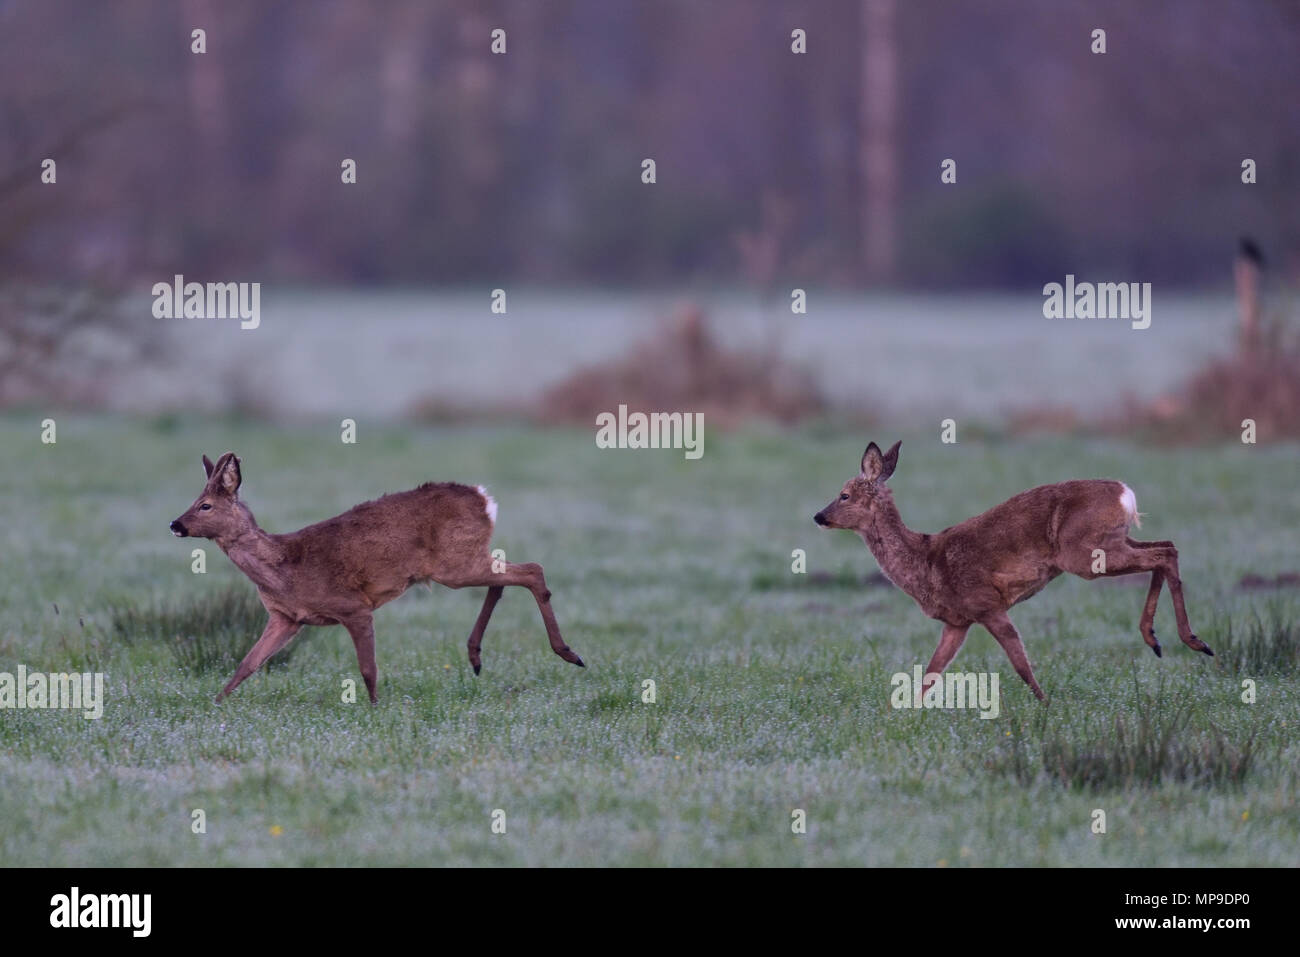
[1151,642,1162,658]
[573,655,586,668]
[473,664,482,676]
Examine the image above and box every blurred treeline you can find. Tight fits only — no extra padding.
[2,0,1298,288]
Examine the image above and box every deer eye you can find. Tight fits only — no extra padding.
[199,503,212,511]
[839,493,849,501]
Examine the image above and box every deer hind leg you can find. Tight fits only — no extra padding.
[1149,543,1212,656]
[1139,569,1165,657]
[1116,539,1170,656]
[438,560,584,670]
[217,613,302,703]
[466,585,504,675]
[341,613,379,703]
[981,611,1046,701]
[1089,539,1213,657]
[920,623,970,698]
[500,561,584,667]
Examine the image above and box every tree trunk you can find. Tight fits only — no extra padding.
[860,0,898,284]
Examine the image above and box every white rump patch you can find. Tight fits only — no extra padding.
[1119,483,1141,528]
[477,485,498,525]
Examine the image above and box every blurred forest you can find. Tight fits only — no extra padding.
[3,0,1299,289]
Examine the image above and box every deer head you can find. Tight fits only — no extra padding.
[169,452,256,543]
[814,440,901,530]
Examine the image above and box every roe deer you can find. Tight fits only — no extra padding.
[169,452,584,704]
[813,441,1212,700]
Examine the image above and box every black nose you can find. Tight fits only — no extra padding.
[814,512,828,526]
[170,520,186,536]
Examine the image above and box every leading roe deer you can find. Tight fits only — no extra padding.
[169,452,584,704]
[814,441,1212,701]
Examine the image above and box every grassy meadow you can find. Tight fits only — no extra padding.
[0,414,1297,866]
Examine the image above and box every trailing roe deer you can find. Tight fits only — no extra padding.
[814,442,1212,700]
[169,452,584,704]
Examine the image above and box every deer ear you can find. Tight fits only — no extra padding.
[211,452,242,495]
[861,442,884,480]
[202,454,215,479]
[879,441,901,482]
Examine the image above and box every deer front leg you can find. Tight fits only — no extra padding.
[217,612,302,703]
[982,611,1046,702]
[341,613,379,703]
[920,623,970,698]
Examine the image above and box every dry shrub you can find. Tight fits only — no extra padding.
[1007,315,1300,442]
[1005,404,1084,437]
[1129,340,1300,441]
[536,305,825,427]
[0,283,153,408]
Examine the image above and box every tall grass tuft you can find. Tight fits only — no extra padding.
[1213,608,1300,676]
[105,584,293,674]
[1040,710,1257,791]
[987,674,1258,790]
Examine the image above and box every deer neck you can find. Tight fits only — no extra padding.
[215,512,286,592]
[859,491,929,597]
